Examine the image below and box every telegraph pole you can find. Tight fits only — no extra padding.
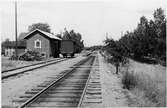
[15,1,18,60]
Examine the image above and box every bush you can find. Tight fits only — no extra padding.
[158,56,166,66]
[106,55,129,67]
[122,70,138,89]
[9,55,19,60]
[19,50,43,61]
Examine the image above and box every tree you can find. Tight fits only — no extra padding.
[69,30,82,42]
[62,28,71,40]
[103,7,166,66]
[153,8,166,59]
[28,23,51,33]
[2,38,10,45]
[69,30,76,41]
[75,33,82,41]
[104,37,125,74]
[5,38,10,42]
[18,32,28,40]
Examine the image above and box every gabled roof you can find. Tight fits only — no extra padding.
[24,29,62,40]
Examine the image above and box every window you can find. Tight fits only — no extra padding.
[34,39,41,48]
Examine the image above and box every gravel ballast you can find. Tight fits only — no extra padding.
[2,56,85,107]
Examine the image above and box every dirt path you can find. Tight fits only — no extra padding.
[98,53,129,107]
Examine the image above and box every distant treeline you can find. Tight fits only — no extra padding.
[104,8,166,65]
[85,45,103,51]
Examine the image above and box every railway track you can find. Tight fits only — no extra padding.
[2,58,63,73]
[2,58,69,80]
[15,55,96,108]
[80,55,102,107]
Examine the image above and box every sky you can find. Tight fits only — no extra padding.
[0,0,166,46]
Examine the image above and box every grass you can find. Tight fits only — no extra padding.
[1,56,51,71]
[121,61,166,107]
[101,52,166,107]
[2,57,16,71]
[2,62,15,69]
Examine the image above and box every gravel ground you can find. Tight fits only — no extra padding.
[98,53,129,107]
[1,53,84,72]
[2,56,85,107]
[81,54,103,107]
[1,56,55,71]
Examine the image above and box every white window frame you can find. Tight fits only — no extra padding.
[34,39,41,48]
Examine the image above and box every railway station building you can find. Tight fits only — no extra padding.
[24,29,62,58]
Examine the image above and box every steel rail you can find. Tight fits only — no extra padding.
[2,58,62,73]
[18,56,93,108]
[77,57,95,107]
[2,58,68,80]
[19,65,74,108]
